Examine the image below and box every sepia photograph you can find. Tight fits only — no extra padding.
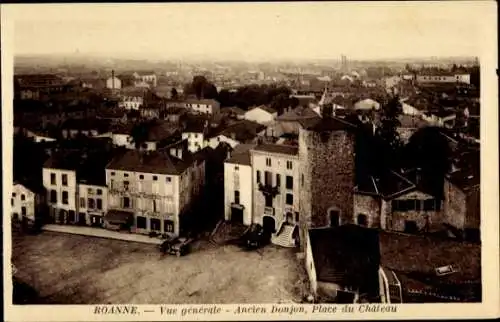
[2,1,498,321]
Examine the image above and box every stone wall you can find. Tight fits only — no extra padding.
[353,193,381,228]
[299,127,356,233]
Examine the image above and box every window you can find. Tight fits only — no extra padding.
[256,170,261,183]
[357,214,368,227]
[166,176,171,183]
[21,207,27,216]
[11,198,14,206]
[80,197,86,208]
[286,160,293,170]
[153,176,158,181]
[62,174,68,186]
[50,173,56,185]
[286,193,294,205]
[153,200,157,212]
[329,210,340,227]
[97,189,102,195]
[111,172,115,176]
[50,190,57,203]
[423,199,435,211]
[150,218,161,231]
[96,199,102,210]
[139,175,144,180]
[266,158,272,167]
[21,194,25,201]
[234,190,240,204]
[164,220,174,233]
[12,193,16,198]
[124,181,130,191]
[88,198,95,209]
[301,174,304,187]
[286,176,293,190]
[264,171,272,185]
[265,195,273,207]
[136,216,146,229]
[234,166,239,171]
[123,197,130,208]
[62,191,69,205]
[124,173,129,177]
[276,174,281,187]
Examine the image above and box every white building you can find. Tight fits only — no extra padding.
[244,105,278,125]
[25,129,57,143]
[105,148,205,237]
[106,76,122,90]
[250,144,300,247]
[416,73,471,85]
[224,144,255,225]
[77,183,108,227]
[11,182,42,226]
[43,157,79,224]
[119,96,144,110]
[354,98,381,111]
[133,72,158,88]
[185,99,221,115]
[182,120,209,153]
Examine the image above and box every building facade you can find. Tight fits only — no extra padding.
[42,166,78,224]
[105,148,205,237]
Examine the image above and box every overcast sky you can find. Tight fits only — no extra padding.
[7,2,493,61]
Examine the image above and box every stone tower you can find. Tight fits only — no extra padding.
[298,114,356,246]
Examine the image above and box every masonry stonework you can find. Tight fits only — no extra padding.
[298,126,356,246]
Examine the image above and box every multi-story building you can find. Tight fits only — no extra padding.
[42,153,79,224]
[11,180,45,228]
[14,74,67,100]
[298,114,357,247]
[133,72,158,88]
[185,99,221,116]
[250,143,300,247]
[105,147,205,237]
[224,144,255,225]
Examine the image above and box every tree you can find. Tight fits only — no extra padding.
[129,121,151,149]
[375,95,402,150]
[403,127,452,199]
[170,87,178,100]
[184,75,219,100]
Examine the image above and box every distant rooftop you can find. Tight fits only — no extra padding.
[252,143,298,156]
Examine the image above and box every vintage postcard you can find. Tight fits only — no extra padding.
[2,1,499,321]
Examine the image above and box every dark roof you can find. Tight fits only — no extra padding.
[226,144,256,166]
[77,152,115,186]
[185,98,220,106]
[210,120,266,142]
[355,171,416,200]
[221,106,246,115]
[277,106,319,121]
[105,149,194,175]
[380,231,481,302]
[96,108,127,119]
[61,118,111,133]
[146,121,181,142]
[308,225,380,295]
[307,116,357,133]
[446,169,480,192]
[252,143,298,156]
[184,118,207,133]
[249,105,277,114]
[43,151,85,171]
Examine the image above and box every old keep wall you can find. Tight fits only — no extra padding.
[299,128,355,229]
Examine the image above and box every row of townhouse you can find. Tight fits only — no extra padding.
[223,114,481,247]
[40,143,206,237]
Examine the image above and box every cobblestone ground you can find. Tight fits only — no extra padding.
[11,231,308,304]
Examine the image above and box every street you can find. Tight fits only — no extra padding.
[11,231,308,304]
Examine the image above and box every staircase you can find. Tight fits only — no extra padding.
[271,223,297,248]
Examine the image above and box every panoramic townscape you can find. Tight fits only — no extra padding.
[8,4,482,307]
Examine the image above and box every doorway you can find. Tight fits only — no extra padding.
[404,220,419,234]
[329,209,340,227]
[286,212,294,224]
[78,213,87,226]
[262,216,276,234]
[231,207,244,224]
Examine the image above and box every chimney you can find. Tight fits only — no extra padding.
[111,70,115,90]
[415,167,422,185]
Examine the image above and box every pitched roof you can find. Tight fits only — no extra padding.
[249,105,277,114]
[146,121,181,142]
[105,149,194,175]
[277,106,319,121]
[380,231,481,302]
[185,98,220,106]
[209,120,265,142]
[355,171,416,200]
[308,225,380,295]
[446,169,480,192]
[222,106,246,115]
[307,116,357,133]
[252,143,298,156]
[226,144,256,166]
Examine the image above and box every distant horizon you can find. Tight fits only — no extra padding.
[6,2,490,62]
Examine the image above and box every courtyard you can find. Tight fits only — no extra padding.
[11,231,308,304]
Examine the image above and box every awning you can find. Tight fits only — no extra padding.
[104,210,133,224]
